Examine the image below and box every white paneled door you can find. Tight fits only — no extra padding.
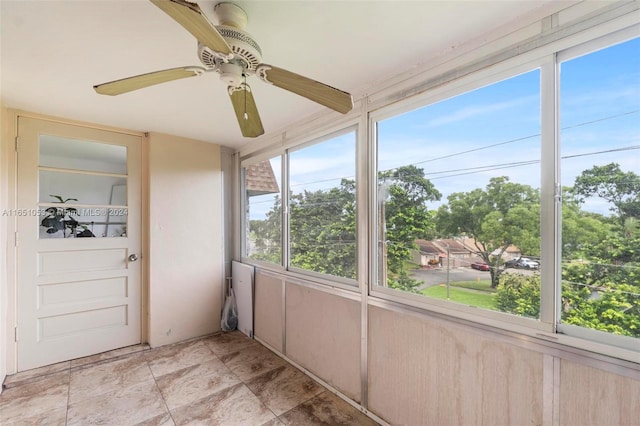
[16,116,142,371]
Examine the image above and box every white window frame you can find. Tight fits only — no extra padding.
[238,16,640,362]
[369,25,640,360]
[554,26,640,354]
[369,57,552,333]
[241,125,360,291]
[241,153,286,271]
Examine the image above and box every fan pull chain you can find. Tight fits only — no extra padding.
[243,75,248,120]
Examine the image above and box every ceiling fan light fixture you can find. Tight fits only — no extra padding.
[218,62,243,87]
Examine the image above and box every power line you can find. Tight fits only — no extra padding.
[247,144,639,213]
[561,280,640,297]
[561,109,640,131]
[395,143,639,182]
[382,109,639,174]
[245,110,639,191]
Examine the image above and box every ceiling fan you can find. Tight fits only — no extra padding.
[93,0,354,138]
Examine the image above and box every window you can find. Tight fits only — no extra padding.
[239,19,639,359]
[559,37,640,339]
[244,156,282,265]
[376,70,542,319]
[288,131,357,281]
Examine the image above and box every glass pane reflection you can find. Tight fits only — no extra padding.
[39,135,127,174]
[38,135,128,239]
[39,171,127,206]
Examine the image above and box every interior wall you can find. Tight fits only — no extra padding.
[285,283,361,402]
[253,269,640,425]
[367,305,640,425]
[368,306,545,425]
[559,359,640,425]
[148,132,223,347]
[253,269,283,352]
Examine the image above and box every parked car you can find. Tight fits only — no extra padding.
[471,261,490,271]
[504,258,519,268]
[516,257,539,269]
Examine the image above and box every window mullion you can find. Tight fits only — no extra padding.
[539,53,560,328]
[282,153,290,270]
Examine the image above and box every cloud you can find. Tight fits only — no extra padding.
[425,96,537,127]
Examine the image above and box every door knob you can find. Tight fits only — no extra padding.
[128,254,138,262]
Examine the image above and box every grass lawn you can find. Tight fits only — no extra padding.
[403,260,421,270]
[421,284,497,310]
[450,280,497,293]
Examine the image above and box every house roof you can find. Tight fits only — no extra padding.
[415,239,442,255]
[245,161,279,196]
[459,237,522,256]
[415,239,470,256]
[431,239,470,254]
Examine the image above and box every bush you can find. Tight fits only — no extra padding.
[495,274,540,318]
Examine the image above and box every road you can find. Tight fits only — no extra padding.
[410,267,537,290]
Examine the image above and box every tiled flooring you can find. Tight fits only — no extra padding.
[0,331,379,425]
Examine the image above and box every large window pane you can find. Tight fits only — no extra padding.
[377,70,541,318]
[560,37,640,338]
[244,157,282,264]
[289,132,356,280]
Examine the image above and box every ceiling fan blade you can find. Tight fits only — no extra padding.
[228,84,264,138]
[150,0,232,57]
[256,64,353,114]
[94,66,206,96]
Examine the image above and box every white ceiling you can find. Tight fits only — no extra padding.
[2,1,569,150]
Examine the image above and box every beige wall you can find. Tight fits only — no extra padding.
[285,282,361,402]
[368,306,545,425]
[253,271,362,402]
[148,132,223,347]
[252,268,640,425]
[254,270,284,352]
[560,360,640,426]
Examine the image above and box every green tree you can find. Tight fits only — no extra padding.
[289,179,356,279]
[249,165,441,288]
[572,163,640,225]
[561,188,611,259]
[379,165,441,292]
[247,195,282,264]
[495,178,639,336]
[436,176,540,288]
[561,233,640,337]
[561,163,640,336]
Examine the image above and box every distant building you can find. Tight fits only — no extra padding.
[459,237,522,261]
[413,238,474,268]
[413,237,523,268]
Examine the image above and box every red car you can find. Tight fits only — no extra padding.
[471,262,490,271]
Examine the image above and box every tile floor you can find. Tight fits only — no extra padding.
[0,331,379,425]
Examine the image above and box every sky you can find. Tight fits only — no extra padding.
[249,36,639,221]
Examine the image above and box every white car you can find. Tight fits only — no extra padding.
[516,257,539,269]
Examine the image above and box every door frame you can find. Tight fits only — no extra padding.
[2,109,150,374]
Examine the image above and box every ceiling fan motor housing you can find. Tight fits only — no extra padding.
[198,1,262,73]
[198,26,263,74]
